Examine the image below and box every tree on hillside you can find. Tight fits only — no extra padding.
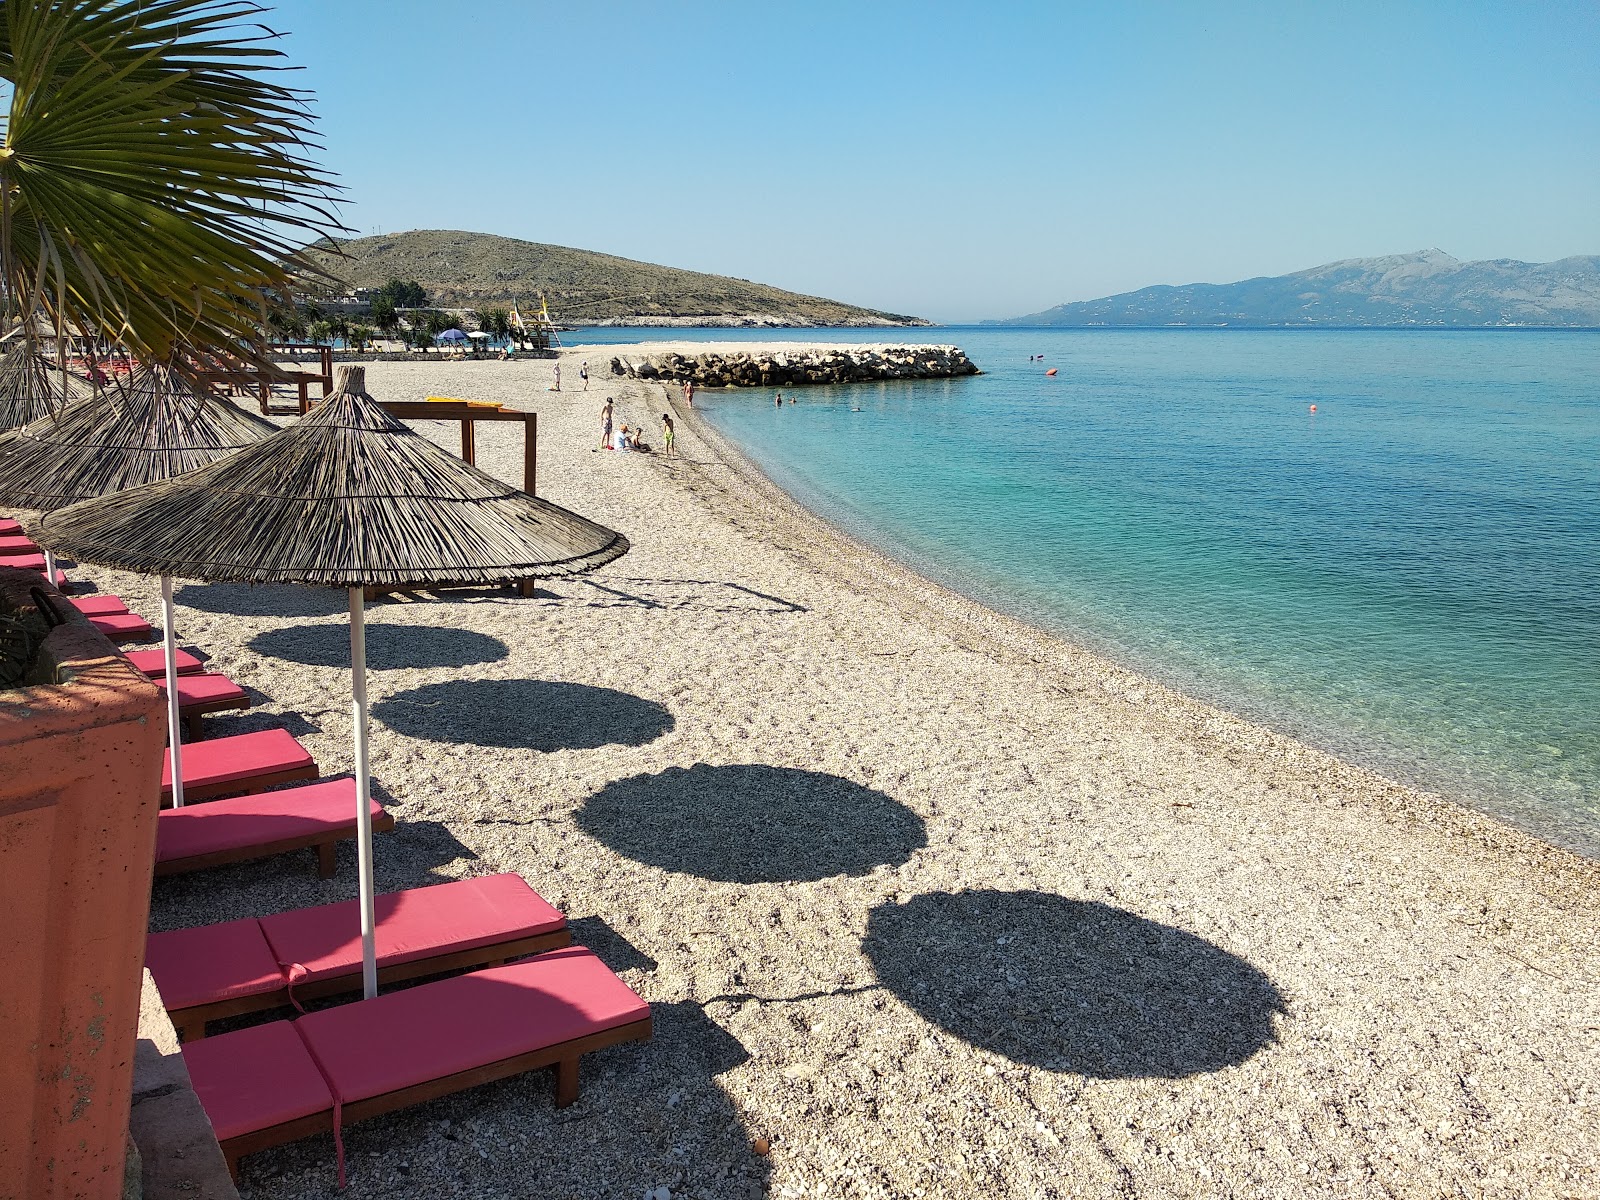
[375,279,428,309]
[0,0,344,384]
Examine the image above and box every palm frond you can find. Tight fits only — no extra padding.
[0,0,344,385]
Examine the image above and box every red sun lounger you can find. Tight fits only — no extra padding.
[127,647,204,678]
[183,946,652,1183]
[155,671,251,738]
[0,518,22,536]
[4,554,68,587]
[147,873,571,1040]
[155,778,394,879]
[88,611,155,642]
[0,534,40,555]
[69,594,130,617]
[160,728,317,805]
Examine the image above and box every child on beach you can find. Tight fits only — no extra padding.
[580,361,589,390]
[662,413,675,457]
[617,423,633,451]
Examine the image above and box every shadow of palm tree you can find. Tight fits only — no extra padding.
[863,890,1285,1078]
[178,580,349,618]
[373,679,674,752]
[249,624,509,670]
[576,763,926,883]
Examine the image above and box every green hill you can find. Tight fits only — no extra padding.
[301,230,927,327]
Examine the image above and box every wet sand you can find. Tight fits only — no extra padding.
[103,352,1600,1198]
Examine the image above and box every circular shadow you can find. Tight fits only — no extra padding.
[374,678,674,751]
[576,763,926,883]
[178,581,347,618]
[863,890,1285,1078]
[249,624,508,670]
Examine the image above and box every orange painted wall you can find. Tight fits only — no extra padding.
[0,570,164,1199]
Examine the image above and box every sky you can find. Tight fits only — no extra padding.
[266,1,1599,323]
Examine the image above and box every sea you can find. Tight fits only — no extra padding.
[566,326,1600,858]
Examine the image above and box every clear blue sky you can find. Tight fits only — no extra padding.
[267,0,1599,322]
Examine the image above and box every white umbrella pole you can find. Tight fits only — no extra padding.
[351,587,377,1000]
[44,548,56,587]
[161,576,185,808]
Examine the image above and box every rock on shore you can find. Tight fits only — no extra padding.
[608,344,979,388]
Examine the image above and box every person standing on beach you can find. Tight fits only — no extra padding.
[580,360,589,390]
[685,380,694,408]
[552,362,562,392]
[599,398,614,450]
[662,413,675,457]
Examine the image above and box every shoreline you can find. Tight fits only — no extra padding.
[653,352,1598,886]
[118,352,1599,1197]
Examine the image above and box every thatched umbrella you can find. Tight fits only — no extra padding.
[0,342,93,433]
[41,365,629,997]
[0,361,279,807]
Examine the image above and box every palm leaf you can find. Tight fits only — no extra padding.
[0,0,344,385]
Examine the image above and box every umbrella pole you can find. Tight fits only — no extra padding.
[161,576,185,808]
[44,548,56,587]
[350,587,377,1000]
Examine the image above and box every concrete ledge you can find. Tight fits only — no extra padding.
[131,970,239,1200]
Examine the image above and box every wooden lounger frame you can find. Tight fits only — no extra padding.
[175,690,252,740]
[218,1015,653,1180]
[154,809,396,882]
[171,926,574,1042]
[164,761,319,806]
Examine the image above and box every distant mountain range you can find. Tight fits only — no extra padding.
[302,230,927,327]
[999,250,1600,327]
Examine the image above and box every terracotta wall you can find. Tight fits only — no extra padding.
[0,569,164,1199]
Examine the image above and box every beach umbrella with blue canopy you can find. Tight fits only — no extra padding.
[435,329,468,343]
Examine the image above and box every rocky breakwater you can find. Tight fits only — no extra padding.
[608,344,979,388]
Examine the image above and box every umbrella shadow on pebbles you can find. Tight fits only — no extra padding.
[863,891,1285,1079]
[249,623,509,670]
[576,763,926,884]
[177,580,348,618]
[374,679,674,752]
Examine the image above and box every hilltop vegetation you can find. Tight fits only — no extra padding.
[302,230,926,327]
[1002,250,1600,327]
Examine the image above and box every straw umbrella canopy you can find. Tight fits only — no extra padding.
[0,342,94,434]
[40,364,630,997]
[0,360,278,511]
[0,360,279,810]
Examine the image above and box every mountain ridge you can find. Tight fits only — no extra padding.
[301,229,928,327]
[998,251,1600,327]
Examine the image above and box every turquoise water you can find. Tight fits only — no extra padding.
[572,327,1600,856]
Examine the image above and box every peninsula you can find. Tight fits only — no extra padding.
[301,229,929,328]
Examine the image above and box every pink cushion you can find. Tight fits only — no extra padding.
[89,612,154,639]
[7,552,46,570]
[70,594,129,617]
[295,947,649,1103]
[127,648,204,677]
[0,535,40,555]
[259,874,566,985]
[146,918,286,1010]
[161,729,313,794]
[0,519,21,536]
[183,1021,333,1142]
[156,778,381,863]
[155,672,248,707]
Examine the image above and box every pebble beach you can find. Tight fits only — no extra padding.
[109,349,1600,1199]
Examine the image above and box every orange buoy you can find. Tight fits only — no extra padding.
[1309,404,1317,413]
[1045,368,1058,376]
